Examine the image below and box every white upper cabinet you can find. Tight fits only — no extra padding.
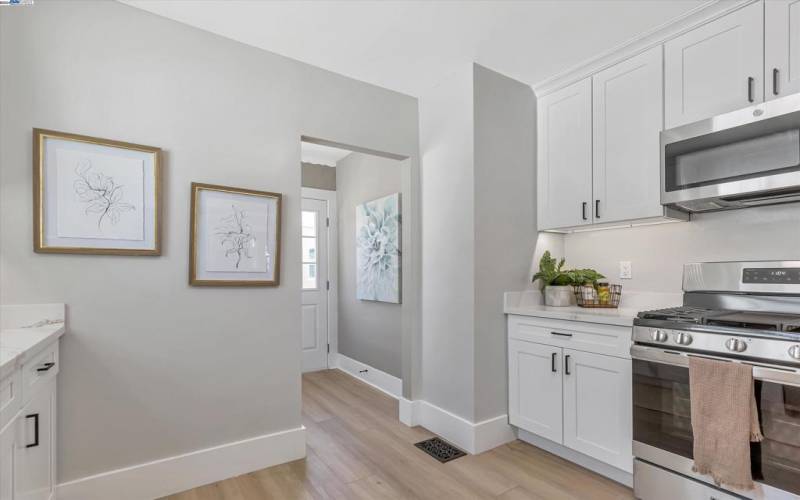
[537,78,593,230]
[664,2,764,129]
[766,0,800,100]
[592,46,664,223]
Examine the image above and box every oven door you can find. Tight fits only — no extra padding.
[631,345,800,499]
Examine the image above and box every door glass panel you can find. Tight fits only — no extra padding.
[632,359,693,459]
[301,210,318,290]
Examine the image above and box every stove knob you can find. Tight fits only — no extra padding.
[675,332,693,346]
[725,338,747,353]
[789,345,800,360]
[651,330,668,343]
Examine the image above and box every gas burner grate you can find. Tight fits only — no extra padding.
[414,437,466,463]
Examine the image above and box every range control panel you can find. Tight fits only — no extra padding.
[742,268,800,284]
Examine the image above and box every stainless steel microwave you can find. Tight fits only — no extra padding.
[661,93,800,213]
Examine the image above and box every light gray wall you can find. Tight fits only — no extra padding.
[564,204,800,293]
[336,152,403,377]
[420,65,476,420]
[473,65,536,422]
[0,0,419,483]
[301,162,336,191]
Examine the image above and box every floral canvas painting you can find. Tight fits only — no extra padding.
[356,193,401,303]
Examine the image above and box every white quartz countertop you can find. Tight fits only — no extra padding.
[0,304,65,379]
[504,290,682,327]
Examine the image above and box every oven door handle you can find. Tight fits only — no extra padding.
[631,345,800,387]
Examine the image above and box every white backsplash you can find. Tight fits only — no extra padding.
[1,304,65,329]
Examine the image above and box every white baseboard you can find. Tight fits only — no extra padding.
[333,352,402,399]
[56,426,306,500]
[517,429,633,487]
[399,399,515,455]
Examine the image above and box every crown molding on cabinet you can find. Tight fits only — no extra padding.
[532,0,759,97]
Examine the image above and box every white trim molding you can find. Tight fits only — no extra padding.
[56,426,306,500]
[533,0,758,96]
[334,353,402,399]
[399,399,515,455]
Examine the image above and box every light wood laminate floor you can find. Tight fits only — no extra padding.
[162,369,633,500]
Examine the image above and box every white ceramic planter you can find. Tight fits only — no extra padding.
[544,285,574,307]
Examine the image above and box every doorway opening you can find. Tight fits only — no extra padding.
[299,137,415,406]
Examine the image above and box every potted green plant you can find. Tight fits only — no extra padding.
[532,251,604,306]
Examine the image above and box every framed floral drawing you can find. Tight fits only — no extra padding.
[189,183,282,286]
[33,129,162,255]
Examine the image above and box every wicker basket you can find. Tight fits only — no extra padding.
[573,284,622,308]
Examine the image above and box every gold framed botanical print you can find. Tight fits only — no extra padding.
[33,128,162,255]
[189,182,282,286]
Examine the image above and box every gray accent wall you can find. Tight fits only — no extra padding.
[0,0,419,483]
[301,162,336,191]
[419,64,536,422]
[473,65,537,422]
[336,153,403,378]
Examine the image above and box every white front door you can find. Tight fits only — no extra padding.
[301,197,329,372]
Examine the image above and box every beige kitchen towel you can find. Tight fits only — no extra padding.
[689,356,763,490]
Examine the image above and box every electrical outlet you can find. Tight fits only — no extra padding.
[619,261,632,280]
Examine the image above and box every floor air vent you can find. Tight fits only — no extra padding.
[414,437,466,463]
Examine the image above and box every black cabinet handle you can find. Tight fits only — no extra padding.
[36,362,55,373]
[550,331,573,337]
[565,355,571,375]
[748,77,755,103]
[773,68,780,96]
[551,352,557,373]
[25,413,39,448]
[581,202,587,221]
[595,200,600,219]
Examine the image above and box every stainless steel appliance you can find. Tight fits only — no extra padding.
[632,261,800,500]
[661,93,800,213]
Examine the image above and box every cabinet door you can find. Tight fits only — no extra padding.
[562,349,632,472]
[592,46,663,223]
[537,77,593,230]
[664,2,764,128]
[0,420,16,500]
[14,381,54,500]
[508,339,563,443]
[766,0,800,100]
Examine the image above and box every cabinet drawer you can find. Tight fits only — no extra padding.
[21,341,58,406]
[0,369,21,432]
[508,315,631,358]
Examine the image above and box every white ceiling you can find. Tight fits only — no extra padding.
[121,0,706,97]
[301,141,352,167]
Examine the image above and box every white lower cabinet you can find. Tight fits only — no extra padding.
[508,339,562,443]
[508,316,633,474]
[562,349,632,472]
[14,379,55,500]
[0,341,58,500]
[0,419,17,500]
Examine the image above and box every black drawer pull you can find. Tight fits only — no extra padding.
[25,413,39,448]
[36,362,55,373]
[747,76,755,103]
[595,199,600,219]
[550,331,573,337]
[565,355,572,375]
[581,202,588,221]
[551,352,557,373]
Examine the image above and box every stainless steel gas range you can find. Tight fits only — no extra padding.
[632,261,800,500]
